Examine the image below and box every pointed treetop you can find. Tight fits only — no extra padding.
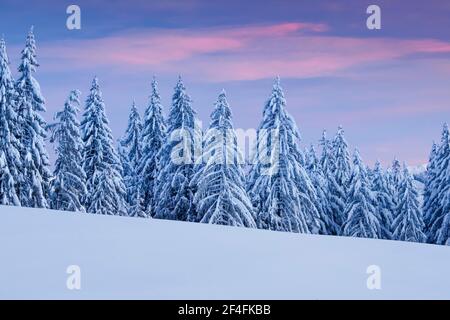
[319,130,331,153]
[90,77,102,98]
[274,76,281,86]
[129,100,138,113]
[69,89,81,101]
[210,90,233,130]
[129,101,141,121]
[18,25,39,76]
[442,122,449,144]
[402,163,410,176]
[92,76,99,87]
[272,76,283,93]
[429,141,438,160]
[374,160,382,170]
[25,26,36,46]
[262,76,287,119]
[151,76,158,88]
[391,158,402,174]
[175,75,186,92]
[0,38,8,63]
[148,77,163,107]
[353,148,362,163]
[307,143,319,167]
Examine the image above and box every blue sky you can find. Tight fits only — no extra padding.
[1,0,450,166]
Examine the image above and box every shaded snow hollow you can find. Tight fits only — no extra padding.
[0,205,449,299]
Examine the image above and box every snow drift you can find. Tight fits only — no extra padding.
[0,205,449,299]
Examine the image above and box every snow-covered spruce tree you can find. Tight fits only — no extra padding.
[15,27,51,208]
[319,130,334,174]
[47,90,86,212]
[423,142,439,234]
[371,161,394,239]
[329,126,352,231]
[119,101,145,217]
[191,91,256,227]
[305,144,336,234]
[427,123,450,245]
[138,78,166,216]
[247,78,321,233]
[342,149,381,239]
[389,157,403,216]
[318,130,342,235]
[0,38,22,206]
[81,77,127,215]
[392,165,427,243]
[154,77,200,221]
[117,143,131,195]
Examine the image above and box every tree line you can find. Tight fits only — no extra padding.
[1,28,449,245]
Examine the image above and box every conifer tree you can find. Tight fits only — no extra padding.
[191,91,256,227]
[427,124,450,245]
[138,78,166,216]
[329,126,352,231]
[371,161,394,239]
[318,130,341,235]
[392,166,427,243]
[423,142,439,232]
[119,101,143,216]
[247,78,320,233]
[154,77,200,221]
[81,77,127,215]
[389,158,403,216]
[305,144,336,234]
[0,38,21,206]
[343,150,381,238]
[16,27,51,208]
[48,90,86,211]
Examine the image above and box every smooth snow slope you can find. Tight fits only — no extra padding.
[1,205,449,299]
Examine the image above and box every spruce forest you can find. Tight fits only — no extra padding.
[1,28,449,246]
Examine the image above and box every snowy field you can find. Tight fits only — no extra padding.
[1,205,449,300]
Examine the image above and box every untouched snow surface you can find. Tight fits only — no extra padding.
[1,205,449,299]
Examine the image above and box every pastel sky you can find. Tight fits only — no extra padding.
[1,0,450,167]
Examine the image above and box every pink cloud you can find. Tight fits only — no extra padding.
[35,22,450,81]
[225,22,329,37]
[38,22,325,68]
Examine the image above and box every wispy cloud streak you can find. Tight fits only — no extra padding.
[30,22,450,82]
